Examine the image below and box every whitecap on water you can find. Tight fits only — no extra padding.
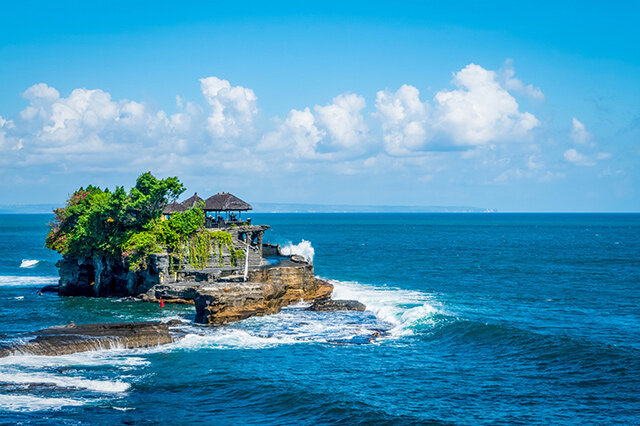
[0,394,85,412]
[0,371,130,393]
[330,279,441,337]
[19,259,39,268]
[280,240,315,262]
[0,350,145,412]
[0,351,149,369]
[0,275,57,287]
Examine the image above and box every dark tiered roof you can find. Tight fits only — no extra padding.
[204,192,252,212]
[163,201,186,215]
[180,192,204,209]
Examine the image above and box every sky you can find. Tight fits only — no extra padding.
[0,1,638,212]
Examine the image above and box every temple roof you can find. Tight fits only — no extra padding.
[180,192,204,209]
[204,192,252,211]
[163,201,186,214]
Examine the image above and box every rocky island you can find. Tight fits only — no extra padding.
[3,173,364,356]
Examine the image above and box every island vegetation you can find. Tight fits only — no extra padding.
[46,172,243,271]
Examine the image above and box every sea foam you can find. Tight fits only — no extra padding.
[0,275,57,287]
[20,259,39,268]
[330,279,441,337]
[0,371,130,393]
[280,240,315,262]
[0,394,85,412]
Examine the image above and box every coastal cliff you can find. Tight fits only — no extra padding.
[194,262,333,324]
[57,253,168,297]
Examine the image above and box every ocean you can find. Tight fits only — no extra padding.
[0,213,638,424]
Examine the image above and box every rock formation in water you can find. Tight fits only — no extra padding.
[0,321,182,357]
[194,263,333,324]
[307,299,366,312]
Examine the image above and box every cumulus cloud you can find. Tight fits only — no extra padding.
[0,116,17,153]
[7,82,199,169]
[314,93,367,148]
[570,118,591,144]
[501,60,544,100]
[0,63,563,185]
[564,148,595,166]
[199,77,257,139]
[374,84,429,155]
[433,64,540,145]
[259,107,325,159]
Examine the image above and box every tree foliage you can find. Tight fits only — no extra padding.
[46,173,242,271]
[46,172,185,263]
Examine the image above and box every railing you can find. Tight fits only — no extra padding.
[205,217,252,228]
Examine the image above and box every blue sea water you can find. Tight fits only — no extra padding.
[0,213,639,424]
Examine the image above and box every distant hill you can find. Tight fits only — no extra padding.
[0,203,495,214]
[251,202,495,213]
[0,204,58,214]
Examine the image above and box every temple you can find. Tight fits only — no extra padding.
[161,191,268,266]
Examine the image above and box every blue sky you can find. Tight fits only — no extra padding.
[0,1,638,211]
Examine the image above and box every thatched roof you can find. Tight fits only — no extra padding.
[163,201,186,215]
[204,192,252,211]
[180,192,204,209]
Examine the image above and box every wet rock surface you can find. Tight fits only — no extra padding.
[307,299,366,312]
[0,320,182,357]
[194,265,333,324]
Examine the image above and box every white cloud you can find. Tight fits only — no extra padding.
[0,64,579,188]
[501,60,544,100]
[0,116,18,152]
[564,148,595,166]
[23,83,60,102]
[527,154,544,170]
[597,152,612,160]
[12,83,192,163]
[259,107,325,159]
[433,64,540,145]
[199,77,257,139]
[570,118,591,144]
[314,93,367,148]
[374,84,429,155]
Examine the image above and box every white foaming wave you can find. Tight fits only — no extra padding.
[329,279,441,336]
[0,371,130,393]
[0,275,57,287]
[0,394,85,412]
[0,351,149,369]
[20,259,40,268]
[169,329,303,350]
[280,240,315,263]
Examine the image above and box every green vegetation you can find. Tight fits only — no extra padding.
[46,172,240,271]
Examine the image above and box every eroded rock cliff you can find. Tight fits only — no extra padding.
[194,264,333,324]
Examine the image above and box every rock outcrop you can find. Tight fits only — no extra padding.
[57,253,170,297]
[194,264,333,324]
[0,321,182,357]
[307,299,366,312]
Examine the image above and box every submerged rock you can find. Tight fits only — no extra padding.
[307,299,366,312]
[39,284,59,293]
[0,320,182,357]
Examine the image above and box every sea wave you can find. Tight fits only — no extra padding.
[0,394,85,412]
[0,351,145,412]
[0,371,130,393]
[19,259,40,268]
[280,240,315,262]
[0,275,57,287]
[0,351,149,369]
[329,279,442,337]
